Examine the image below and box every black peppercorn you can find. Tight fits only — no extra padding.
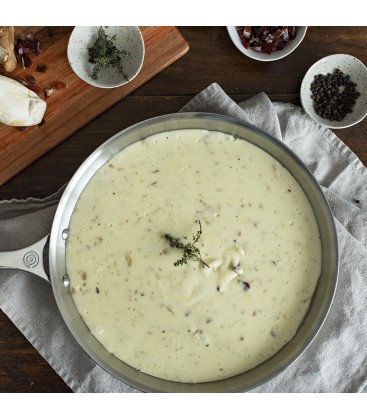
[310,68,360,122]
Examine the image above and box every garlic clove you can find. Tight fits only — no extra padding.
[0,75,47,127]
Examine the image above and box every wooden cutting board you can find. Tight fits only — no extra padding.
[0,26,189,187]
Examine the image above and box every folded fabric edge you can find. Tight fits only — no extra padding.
[0,183,67,207]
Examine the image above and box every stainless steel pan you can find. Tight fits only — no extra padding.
[0,112,339,392]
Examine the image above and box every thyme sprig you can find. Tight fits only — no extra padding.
[163,220,210,269]
[88,27,131,81]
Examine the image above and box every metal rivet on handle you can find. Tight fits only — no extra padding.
[62,229,69,240]
[62,274,70,287]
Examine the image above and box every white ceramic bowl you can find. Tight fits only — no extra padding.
[67,26,145,88]
[300,54,367,129]
[227,26,307,62]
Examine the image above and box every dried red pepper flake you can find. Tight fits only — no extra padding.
[52,81,68,90]
[25,33,41,55]
[15,38,30,55]
[36,64,48,73]
[21,55,33,69]
[25,75,37,85]
[27,84,41,94]
[15,34,42,68]
[236,26,297,55]
[17,75,41,94]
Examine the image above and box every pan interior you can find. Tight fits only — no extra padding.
[49,113,338,392]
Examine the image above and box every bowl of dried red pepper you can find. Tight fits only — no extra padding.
[227,26,307,62]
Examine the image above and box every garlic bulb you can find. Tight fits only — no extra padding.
[0,75,47,126]
[0,26,17,72]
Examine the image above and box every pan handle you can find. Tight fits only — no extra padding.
[0,235,50,282]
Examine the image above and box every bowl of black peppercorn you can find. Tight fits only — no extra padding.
[300,54,367,129]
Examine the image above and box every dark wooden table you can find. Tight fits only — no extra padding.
[0,26,366,392]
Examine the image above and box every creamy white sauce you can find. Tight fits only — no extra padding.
[66,129,322,383]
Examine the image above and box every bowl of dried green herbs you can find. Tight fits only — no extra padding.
[67,26,145,88]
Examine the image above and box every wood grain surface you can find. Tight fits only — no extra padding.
[0,26,189,187]
[0,26,366,393]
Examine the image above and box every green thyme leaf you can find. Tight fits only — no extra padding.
[88,27,131,80]
[163,220,210,269]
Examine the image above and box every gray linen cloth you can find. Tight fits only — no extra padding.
[0,83,366,393]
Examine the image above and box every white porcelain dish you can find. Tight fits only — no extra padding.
[67,26,145,89]
[300,54,367,129]
[227,26,307,62]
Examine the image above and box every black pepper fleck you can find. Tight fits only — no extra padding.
[238,280,250,290]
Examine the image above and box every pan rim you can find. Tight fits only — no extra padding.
[49,112,339,392]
